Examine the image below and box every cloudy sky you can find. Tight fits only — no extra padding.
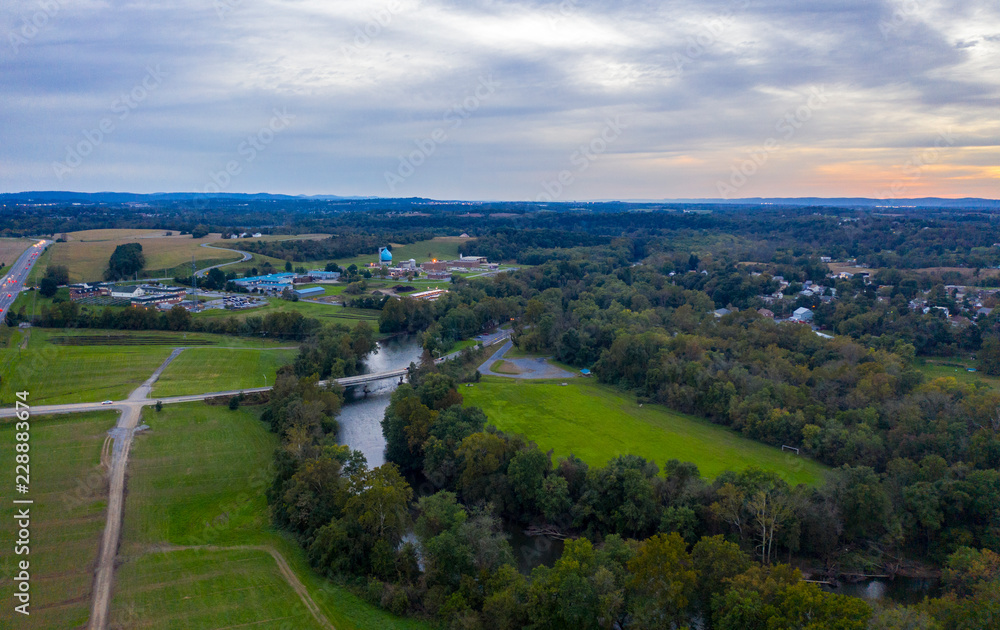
[1,0,998,200]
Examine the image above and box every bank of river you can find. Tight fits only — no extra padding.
[334,339,935,598]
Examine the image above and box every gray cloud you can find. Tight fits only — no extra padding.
[1,0,997,199]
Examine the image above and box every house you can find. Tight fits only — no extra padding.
[820,256,832,263]
[713,308,732,318]
[790,307,814,322]
[758,308,775,318]
[977,307,993,318]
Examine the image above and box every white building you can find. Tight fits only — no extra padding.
[790,307,814,322]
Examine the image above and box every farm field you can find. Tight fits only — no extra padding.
[462,377,828,486]
[0,329,296,405]
[0,237,34,269]
[111,403,432,630]
[0,411,118,629]
[39,230,245,282]
[151,347,298,396]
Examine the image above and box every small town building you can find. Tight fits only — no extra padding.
[410,289,448,301]
[790,307,814,322]
[294,286,325,298]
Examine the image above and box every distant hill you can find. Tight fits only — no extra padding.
[1,191,997,209]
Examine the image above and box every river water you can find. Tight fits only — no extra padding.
[335,335,564,572]
[336,335,422,468]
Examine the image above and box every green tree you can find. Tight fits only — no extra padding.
[39,276,58,297]
[627,532,697,627]
[105,242,145,280]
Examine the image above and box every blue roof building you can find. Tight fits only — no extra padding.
[379,247,393,263]
[294,286,325,298]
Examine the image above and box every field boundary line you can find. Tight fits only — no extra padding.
[142,544,335,630]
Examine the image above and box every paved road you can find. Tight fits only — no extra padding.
[195,242,253,278]
[0,239,47,320]
[477,339,577,379]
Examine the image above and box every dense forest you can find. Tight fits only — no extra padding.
[7,199,1000,627]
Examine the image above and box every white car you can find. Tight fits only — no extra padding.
[102,400,114,405]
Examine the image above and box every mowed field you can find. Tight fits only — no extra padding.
[192,297,380,329]
[151,347,298,396]
[916,355,1000,390]
[463,378,828,486]
[0,411,118,629]
[112,403,432,630]
[0,329,297,405]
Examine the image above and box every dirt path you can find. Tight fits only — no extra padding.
[88,348,184,630]
[147,545,335,630]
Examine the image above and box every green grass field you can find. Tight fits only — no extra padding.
[916,356,1000,390]
[193,297,380,327]
[462,378,828,486]
[0,411,118,629]
[0,329,297,406]
[152,347,298,396]
[112,402,432,630]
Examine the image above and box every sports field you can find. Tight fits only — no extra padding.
[0,329,297,405]
[112,403,431,630]
[0,411,118,629]
[151,347,298,396]
[462,378,828,486]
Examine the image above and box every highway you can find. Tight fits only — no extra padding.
[0,239,47,321]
